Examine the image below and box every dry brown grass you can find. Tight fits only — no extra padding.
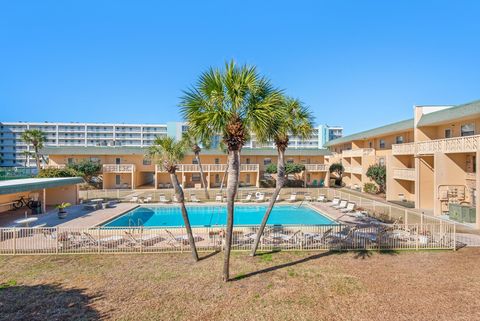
[1,249,479,321]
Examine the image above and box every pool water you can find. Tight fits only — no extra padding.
[103,205,334,227]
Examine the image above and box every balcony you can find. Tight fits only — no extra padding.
[45,164,67,169]
[304,164,329,172]
[465,172,476,181]
[344,166,363,175]
[393,135,480,156]
[392,142,416,155]
[342,148,375,158]
[103,164,135,173]
[393,168,416,181]
[156,164,259,173]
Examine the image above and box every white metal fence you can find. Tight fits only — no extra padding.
[0,223,457,255]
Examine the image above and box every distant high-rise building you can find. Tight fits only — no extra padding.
[319,124,343,147]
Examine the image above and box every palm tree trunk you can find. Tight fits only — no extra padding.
[170,172,199,262]
[219,163,229,194]
[223,149,240,282]
[250,147,286,256]
[196,153,210,199]
[34,146,41,170]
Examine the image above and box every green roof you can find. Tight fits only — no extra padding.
[325,119,414,147]
[42,146,331,157]
[417,99,480,127]
[0,177,84,195]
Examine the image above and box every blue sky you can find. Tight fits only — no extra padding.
[1,1,479,134]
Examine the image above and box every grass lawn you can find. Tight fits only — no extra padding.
[1,249,480,321]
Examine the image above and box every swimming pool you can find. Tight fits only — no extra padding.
[103,205,334,227]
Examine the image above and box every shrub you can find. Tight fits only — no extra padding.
[366,164,386,193]
[363,183,378,194]
[264,163,306,174]
[37,167,80,178]
[329,162,344,186]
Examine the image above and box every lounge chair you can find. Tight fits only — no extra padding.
[255,193,265,203]
[158,183,164,189]
[159,194,170,203]
[333,200,348,210]
[303,228,333,247]
[317,194,327,202]
[241,194,252,203]
[276,194,282,202]
[105,200,117,208]
[340,202,356,213]
[215,194,223,202]
[304,194,313,202]
[287,193,297,202]
[190,194,200,203]
[328,197,340,207]
[129,196,139,203]
[165,230,203,247]
[172,195,179,203]
[83,203,97,211]
[266,230,302,246]
[82,232,127,248]
[124,231,165,247]
[144,195,153,203]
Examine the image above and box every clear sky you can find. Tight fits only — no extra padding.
[1,0,479,134]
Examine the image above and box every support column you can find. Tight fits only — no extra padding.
[131,172,134,190]
[206,172,210,189]
[414,156,421,209]
[41,188,46,214]
[476,150,480,229]
[255,170,260,188]
[325,170,330,188]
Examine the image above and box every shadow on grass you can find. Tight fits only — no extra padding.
[353,249,400,259]
[199,250,221,261]
[0,282,103,320]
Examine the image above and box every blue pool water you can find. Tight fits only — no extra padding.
[103,205,334,227]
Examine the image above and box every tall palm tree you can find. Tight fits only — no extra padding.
[21,150,34,168]
[181,60,282,281]
[183,130,210,199]
[20,129,46,170]
[250,97,314,256]
[147,136,199,262]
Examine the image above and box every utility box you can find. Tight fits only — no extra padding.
[449,203,476,223]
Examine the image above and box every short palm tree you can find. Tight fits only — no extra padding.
[20,129,46,170]
[21,150,35,168]
[250,96,314,256]
[183,130,210,199]
[181,60,282,281]
[147,136,199,262]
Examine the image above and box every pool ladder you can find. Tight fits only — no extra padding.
[128,218,144,227]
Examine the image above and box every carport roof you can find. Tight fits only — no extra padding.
[0,177,84,195]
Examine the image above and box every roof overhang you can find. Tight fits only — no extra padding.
[0,177,84,195]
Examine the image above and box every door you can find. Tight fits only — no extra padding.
[115,158,121,165]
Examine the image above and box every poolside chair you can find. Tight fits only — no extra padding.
[241,193,252,203]
[328,197,341,207]
[190,194,201,203]
[144,195,153,203]
[158,183,164,189]
[303,228,333,247]
[165,230,203,247]
[105,200,117,208]
[316,194,327,202]
[124,231,165,247]
[304,193,313,202]
[340,202,356,213]
[333,200,348,210]
[276,194,282,202]
[129,196,139,203]
[172,195,179,203]
[83,203,97,211]
[255,193,265,203]
[215,194,223,202]
[82,232,127,249]
[287,193,297,203]
[266,230,302,246]
[159,194,170,203]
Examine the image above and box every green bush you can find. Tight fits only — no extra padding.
[363,183,378,194]
[264,163,305,174]
[329,162,344,186]
[366,164,386,192]
[37,167,80,178]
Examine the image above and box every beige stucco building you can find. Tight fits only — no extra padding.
[327,100,480,228]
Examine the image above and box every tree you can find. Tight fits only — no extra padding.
[147,136,199,262]
[329,163,344,186]
[21,129,46,170]
[251,96,314,256]
[264,163,306,175]
[180,60,282,281]
[21,150,34,168]
[68,160,102,187]
[37,167,80,178]
[183,130,210,199]
[366,164,386,193]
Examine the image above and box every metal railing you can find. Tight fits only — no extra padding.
[342,148,375,158]
[392,142,416,155]
[156,164,260,173]
[393,135,480,156]
[304,164,329,172]
[102,164,135,173]
[0,223,456,255]
[344,166,363,175]
[393,168,416,181]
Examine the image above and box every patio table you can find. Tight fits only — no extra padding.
[14,217,38,227]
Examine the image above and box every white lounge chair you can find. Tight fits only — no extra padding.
[317,194,327,202]
[340,202,356,213]
[255,193,265,203]
[158,183,164,189]
[125,231,165,247]
[129,196,139,203]
[82,232,126,248]
[159,194,170,203]
[215,194,223,202]
[190,194,200,203]
[328,197,341,207]
[304,194,313,202]
[144,195,153,203]
[242,194,252,202]
[276,194,282,202]
[333,200,348,210]
[172,195,179,203]
[287,193,297,202]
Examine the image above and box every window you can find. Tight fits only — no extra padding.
[214,158,220,164]
[263,158,271,165]
[115,158,121,165]
[115,175,121,185]
[287,159,294,164]
[246,174,250,183]
[143,158,151,165]
[246,158,251,164]
[369,142,373,148]
[461,123,475,137]
[192,159,198,164]
[67,158,74,165]
[445,129,452,138]
[395,136,404,144]
[307,173,311,183]
[215,174,220,184]
[192,173,201,182]
[379,139,386,149]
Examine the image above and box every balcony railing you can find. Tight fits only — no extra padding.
[393,168,416,181]
[342,148,375,158]
[45,164,67,169]
[393,135,480,156]
[304,164,329,172]
[156,164,259,173]
[103,164,135,173]
[465,172,476,181]
[344,166,363,175]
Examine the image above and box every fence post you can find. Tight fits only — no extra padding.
[453,224,456,251]
[97,227,101,254]
[415,224,419,251]
[13,227,17,255]
[55,227,59,254]
[140,227,144,254]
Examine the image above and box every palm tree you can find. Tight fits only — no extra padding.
[21,150,34,168]
[20,129,46,170]
[250,96,314,256]
[147,136,199,262]
[181,60,282,281]
[183,130,210,199]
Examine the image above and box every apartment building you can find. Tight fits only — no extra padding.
[0,121,343,167]
[43,146,331,190]
[327,99,480,228]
